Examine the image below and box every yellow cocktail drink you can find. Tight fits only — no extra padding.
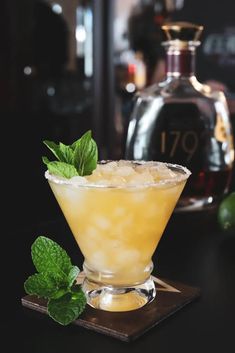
[46,160,191,311]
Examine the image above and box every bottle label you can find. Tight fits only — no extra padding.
[151,103,206,172]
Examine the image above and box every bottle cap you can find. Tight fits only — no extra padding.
[161,22,203,47]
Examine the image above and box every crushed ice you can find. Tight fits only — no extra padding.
[45,160,191,187]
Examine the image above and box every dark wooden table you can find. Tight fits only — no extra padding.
[3,207,235,353]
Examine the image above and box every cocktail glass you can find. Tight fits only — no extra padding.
[45,161,191,312]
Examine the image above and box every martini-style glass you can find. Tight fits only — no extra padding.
[45,161,191,312]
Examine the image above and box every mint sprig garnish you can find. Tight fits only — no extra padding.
[73,130,98,176]
[24,236,86,325]
[42,130,98,178]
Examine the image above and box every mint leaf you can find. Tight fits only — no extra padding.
[45,161,79,178]
[48,289,86,325]
[31,236,73,283]
[43,141,74,164]
[73,130,98,176]
[59,143,74,164]
[67,266,80,288]
[43,140,66,162]
[42,156,51,166]
[24,273,59,298]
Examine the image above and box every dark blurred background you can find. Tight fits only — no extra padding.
[2,0,235,232]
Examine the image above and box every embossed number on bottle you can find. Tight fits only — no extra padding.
[161,130,199,161]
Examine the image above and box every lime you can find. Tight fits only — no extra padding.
[218,192,235,231]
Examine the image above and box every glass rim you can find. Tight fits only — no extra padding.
[45,161,191,189]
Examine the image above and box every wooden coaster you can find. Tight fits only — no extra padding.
[21,275,200,342]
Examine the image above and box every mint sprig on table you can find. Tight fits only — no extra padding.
[24,236,86,325]
[42,130,98,178]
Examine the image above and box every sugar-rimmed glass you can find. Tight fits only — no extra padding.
[45,161,191,312]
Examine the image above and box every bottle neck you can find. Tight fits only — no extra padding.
[166,47,196,78]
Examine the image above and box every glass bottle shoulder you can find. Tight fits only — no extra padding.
[130,76,231,138]
[136,76,227,104]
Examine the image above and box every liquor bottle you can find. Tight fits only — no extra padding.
[125,22,235,212]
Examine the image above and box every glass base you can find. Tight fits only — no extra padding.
[82,277,156,312]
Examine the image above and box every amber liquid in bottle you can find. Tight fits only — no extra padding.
[125,22,234,211]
